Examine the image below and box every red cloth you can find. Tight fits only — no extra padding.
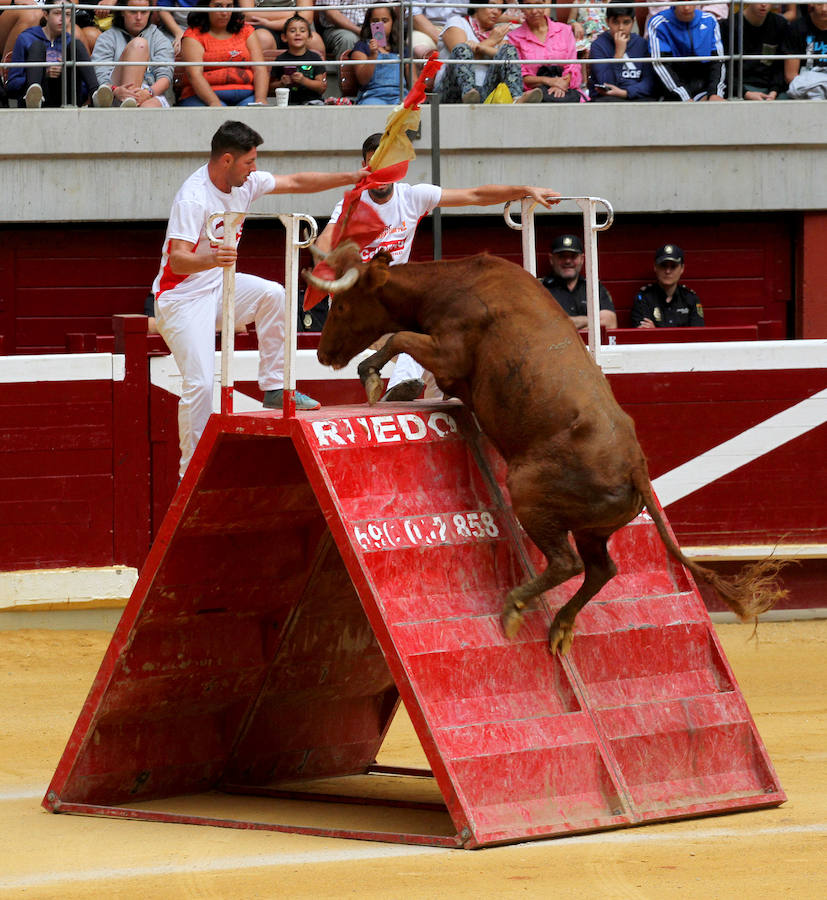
[304,55,443,310]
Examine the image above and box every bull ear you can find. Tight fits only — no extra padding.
[365,251,392,290]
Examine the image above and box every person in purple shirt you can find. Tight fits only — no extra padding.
[589,0,657,101]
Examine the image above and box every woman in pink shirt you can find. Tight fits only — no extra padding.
[507,0,586,101]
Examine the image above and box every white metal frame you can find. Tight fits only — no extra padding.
[504,196,614,362]
[206,211,318,416]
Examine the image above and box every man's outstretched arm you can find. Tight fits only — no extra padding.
[437,185,560,209]
[270,167,370,194]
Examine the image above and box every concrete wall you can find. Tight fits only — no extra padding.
[1,102,825,224]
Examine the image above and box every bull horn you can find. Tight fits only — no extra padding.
[303,266,359,294]
[308,243,328,262]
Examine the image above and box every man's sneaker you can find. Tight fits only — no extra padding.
[92,85,113,107]
[381,378,425,402]
[120,96,138,108]
[262,389,321,410]
[24,83,43,109]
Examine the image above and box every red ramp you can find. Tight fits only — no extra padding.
[44,403,784,848]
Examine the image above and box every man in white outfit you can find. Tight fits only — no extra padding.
[153,120,366,478]
[316,132,559,400]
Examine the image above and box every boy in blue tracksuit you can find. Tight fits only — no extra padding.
[589,1,657,101]
[648,3,726,101]
[8,4,101,107]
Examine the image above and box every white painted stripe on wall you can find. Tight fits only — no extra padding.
[654,387,827,506]
[0,353,125,383]
[598,339,827,374]
[0,567,138,610]
[150,349,385,406]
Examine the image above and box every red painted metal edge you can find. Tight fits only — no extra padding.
[46,801,463,848]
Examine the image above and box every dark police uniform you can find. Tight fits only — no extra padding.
[630,282,705,327]
[540,274,615,319]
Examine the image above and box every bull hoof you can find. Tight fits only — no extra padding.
[501,603,525,640]
[548,623,574,657]
[364,372,383,406]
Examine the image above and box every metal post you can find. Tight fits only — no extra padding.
[520,198,537,276]
[215,213,244,414]
[576,198,601,361]
[429,90,442,260]
[277,213,318,418]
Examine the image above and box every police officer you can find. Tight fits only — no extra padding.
[631,244,705,328]
[540,233,617,329]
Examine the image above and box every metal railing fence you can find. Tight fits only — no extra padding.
[2,1,819,107]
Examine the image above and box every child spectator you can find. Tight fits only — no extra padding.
[92,0,174,107]
[178,0,269,107]
[244,0,325,59]
[785,3,827,99]
[350,5,406,105]
[439,0,541,104]
[507,0,583,102]
[720,2,791,100]
[649,3,726,101]
[589,1,657,101]
[8,2,110,107]
[276,13,325,104]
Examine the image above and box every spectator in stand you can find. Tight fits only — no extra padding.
[508,0,585,102]
[0,0,42,61]
[243,0,325,58]
[439,0,542,103]
[411,3,463,59]
[91,0,174,108]
[589,1,657,101]
[8,2,111,108]
[721,2,790,100]
[558,2,608,55]
[541,233,617,330]
[178,0,269,107]
[315,0,372,59]
[639,3,727,36]
[350,5,406,105]
[649,3,726,101]
[276,14,326,104]
[631,244,705,328]
[785,3,827,99]
[156,0,202,57]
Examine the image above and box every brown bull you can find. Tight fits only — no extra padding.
[305,242,786,654]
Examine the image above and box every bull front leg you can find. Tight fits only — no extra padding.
[357,333,445,406]
[356,338,397,405]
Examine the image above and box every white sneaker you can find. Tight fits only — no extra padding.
[92,85,113,108]
[120,96,138,108]
[24,83,43,109]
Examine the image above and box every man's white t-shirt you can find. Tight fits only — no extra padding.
[152,166,277,303]
[328,182,442,265]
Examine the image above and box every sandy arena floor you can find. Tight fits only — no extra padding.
[1,620,825,899]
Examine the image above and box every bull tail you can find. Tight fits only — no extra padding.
[631,465,788,620]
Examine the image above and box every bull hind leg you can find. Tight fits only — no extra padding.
[548,531,617,656]
[501,533,583,640]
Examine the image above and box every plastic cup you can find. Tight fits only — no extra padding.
[275,88,290,108]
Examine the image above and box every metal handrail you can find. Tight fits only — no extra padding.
[504,196,615,362]
[205,211,317,417]
[8,1,815,107]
